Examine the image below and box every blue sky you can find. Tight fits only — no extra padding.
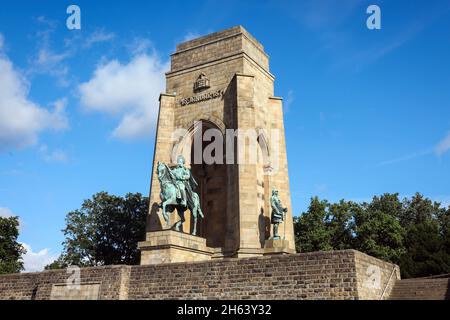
[1,0,450,271]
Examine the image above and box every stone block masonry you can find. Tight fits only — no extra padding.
[0,250,399,300]
[146,26,296,260]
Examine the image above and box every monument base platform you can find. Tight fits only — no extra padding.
[138,230,213,265]
[139,231,297,264]
[0,250,401,300]
[264,239,296,255]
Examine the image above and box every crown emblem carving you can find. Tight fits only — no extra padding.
[193,72,210,92]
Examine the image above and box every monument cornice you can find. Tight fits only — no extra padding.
[172,29,268,59]
[166,51,275,81]
[269,96,283,101]
[158,92,176,102]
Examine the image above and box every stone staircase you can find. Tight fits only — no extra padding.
[389,275,450,300]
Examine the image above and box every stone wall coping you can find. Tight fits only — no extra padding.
[0,265,131,278]
[353,250,400,269]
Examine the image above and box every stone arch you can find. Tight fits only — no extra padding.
[170,118,228,248]
[256,128,271,169]
[170,116,226,166]
[256,128,272,246]
[200,115,226,134]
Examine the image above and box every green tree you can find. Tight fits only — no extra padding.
[294,197,332,252]
[294,193,450,278]
[398,193,449,278]
[326,200,356,250]
[438,207,450,269]
[437,206,450,252]
[47,192,148,268]
[0,216,26,274]
[353,194,405,263]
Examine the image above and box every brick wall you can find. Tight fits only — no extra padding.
[0,265,129,300]
[0,250,399,300]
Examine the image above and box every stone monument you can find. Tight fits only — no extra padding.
[0,26,407,301]
[139,26,296,265]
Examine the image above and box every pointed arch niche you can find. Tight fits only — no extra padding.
[171,119,228,248]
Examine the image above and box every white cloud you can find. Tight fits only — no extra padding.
[435,131,450,156]
[37,47,69,67]
[127,37,153,56]
[0,207,14,217]
[21,243,59,273]
[375,130,450,167]
[182,31,201,42]
[0,37,68,151]
[28,16,74,86]
[314,183,328,194]
[79,52,168,140]
[376,149,432,167]
[84,30,115,48]
[31,46,71,87]
[38,144,69,163]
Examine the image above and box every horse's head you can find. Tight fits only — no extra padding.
[156,161,170,183]
[156,161,163,175]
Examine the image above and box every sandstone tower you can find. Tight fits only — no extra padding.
[139,26,295,264]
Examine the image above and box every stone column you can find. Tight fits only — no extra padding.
[265,97,295,252]
[234,73,263,257]
[146,93,176,233]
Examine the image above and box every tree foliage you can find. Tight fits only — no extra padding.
[354,194,405,263]
[46,192,148,269]
[294,197,332,252]
[294,193,450,278]
[0,216,26,274]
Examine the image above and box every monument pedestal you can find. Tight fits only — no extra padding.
[264,239,296,255]
[138,230,214,265]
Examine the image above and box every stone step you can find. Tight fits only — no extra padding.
[389,278,450,300]
[389,296,450,300]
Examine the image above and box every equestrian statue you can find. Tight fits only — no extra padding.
[156,155,204,236]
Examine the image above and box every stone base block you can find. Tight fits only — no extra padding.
[264,239,296,255]
[138,230,214,265]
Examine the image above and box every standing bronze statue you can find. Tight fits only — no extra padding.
[156,155,204,235]
[271,189,288,239]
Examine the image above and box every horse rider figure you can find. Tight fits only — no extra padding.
[170,155,197,208]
